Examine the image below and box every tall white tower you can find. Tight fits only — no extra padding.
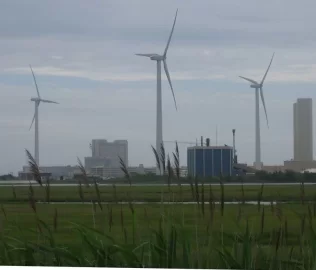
[293,98,313,161]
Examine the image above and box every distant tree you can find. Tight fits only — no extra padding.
[130,172,141,177]
[0,174,15,180]
[255,170,269,181]
[284,170,296,182]
[303,172,316,182]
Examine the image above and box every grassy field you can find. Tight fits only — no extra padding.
[1,200,316,268]
[0,178,315,268]
[1,182,316,202]
[1,202,314,245]
[1,151,316,268]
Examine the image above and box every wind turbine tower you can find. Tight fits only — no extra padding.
[136,10,178,175]
[29,65,59,166]
[239,53,274,170]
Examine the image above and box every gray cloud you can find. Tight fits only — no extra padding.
[1,0,316,174]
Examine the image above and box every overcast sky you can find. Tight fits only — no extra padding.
[1,0,316,175]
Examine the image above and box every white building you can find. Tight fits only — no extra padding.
[85,139,128,177]
[293,98,313,161]
[84,157,111,172]
[90,139,128,167]
[284,98,315,172]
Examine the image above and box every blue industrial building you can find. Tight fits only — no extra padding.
[187,146,233,177]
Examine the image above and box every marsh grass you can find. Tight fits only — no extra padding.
[78,180,84,202]
[45,179,50,204]
[1,147,316,268]
[11,185,16,200]
[77,157,89,187]
[160,143,166,176]
[257,183,264,212]
[25,149,42,186]
[119,156,131,186]
[151,146,161,175]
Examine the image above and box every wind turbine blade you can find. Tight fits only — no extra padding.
[260,52,275,85]
[163,59,177,110]
[239,76,259,85]
[29,112,36,130]
[29,65,41,98]
[163,9,178,57]
[135,54,155,57]
[260,87,269,128]
[40,99,59,104]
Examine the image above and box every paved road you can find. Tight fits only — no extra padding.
[37,201,275,205]
[0,181,314,187]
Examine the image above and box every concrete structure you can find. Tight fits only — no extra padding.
[261,165,285,173]
[302,168,316,173]
[91,139,128,166]
[85,139,128,177]
[249,165,285,173]
[179,166,188,177]
[284,160,316,172]
[234,163,256,174]
[187,146,233,177]
[88,164,160,179]
[19,165,79,180]
[143,167,157,175]
[282,98,314,172]
[18,171,52,181]
[89,166,105,178]
[84,157,111,172]
[129,164,146,175]
[293,98,313,161]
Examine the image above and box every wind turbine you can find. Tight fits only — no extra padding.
[136,10,178,175]
[29,65,58,166]
[239,53,274,170]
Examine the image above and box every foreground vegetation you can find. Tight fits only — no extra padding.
[1,148,316,268]
[1,183,316,203]
[1,201,316,269]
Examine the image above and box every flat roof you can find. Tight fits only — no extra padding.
[187,146,233,150]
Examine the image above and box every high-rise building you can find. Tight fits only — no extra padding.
[85,139,128,173]
[293,98,313,161]
[91,139,128,166]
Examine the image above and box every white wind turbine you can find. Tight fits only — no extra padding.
[136,9,178,175]
[29,65,58,166]
[239,53,274,170]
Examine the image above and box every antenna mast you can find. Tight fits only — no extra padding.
[216,125,218,146]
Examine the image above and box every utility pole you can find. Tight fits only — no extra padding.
[232,129,236,164]
[216,125,218,146]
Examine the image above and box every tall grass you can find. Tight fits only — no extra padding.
[1,147,316,268]
[77,157,89,187]
[25,149,42,186]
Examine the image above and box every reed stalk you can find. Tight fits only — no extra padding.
[25,149,42,186]
[77,157,89,187]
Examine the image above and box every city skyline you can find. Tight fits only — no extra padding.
[2,1,316,175]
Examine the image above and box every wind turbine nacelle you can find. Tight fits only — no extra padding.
[150,54,164,61]
[31,97,40,102]
[250,84,259,89]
